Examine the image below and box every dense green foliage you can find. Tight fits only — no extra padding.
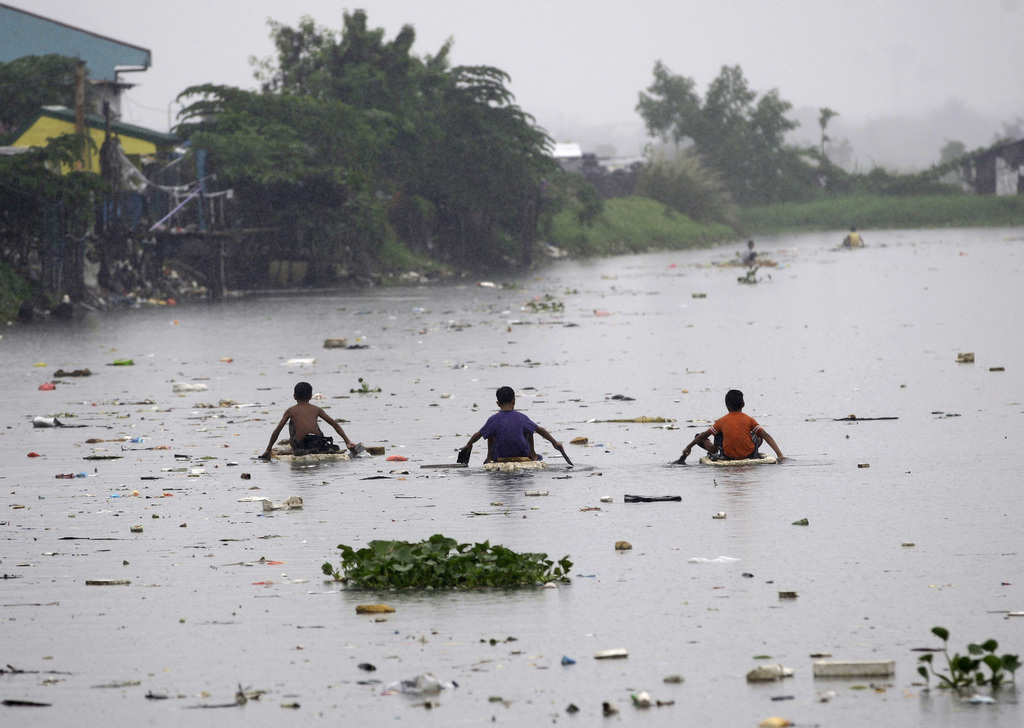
[0,260,36,321]
[917,626,1020,690]
[637,62,818,205]
[737,194,1024,233]
[0,134,104,268]
[178,12,557,279]
[549,196,734,256]
[0,54,85,142]
[635,149,736,226]
[322,534,572,588]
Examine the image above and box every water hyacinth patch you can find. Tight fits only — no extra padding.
[322,534,572,589]
[917,626,1020,690]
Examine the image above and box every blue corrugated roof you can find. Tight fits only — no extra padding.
[0,3,150,81]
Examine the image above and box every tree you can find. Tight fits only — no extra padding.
[183,11,556,277]
[637,62,814,204]
[0,134,104,300]
[818,107,838,160]
[177,84,393,281]
[0,55,86,140]
[939,140,966,165]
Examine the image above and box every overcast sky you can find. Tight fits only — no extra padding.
[13,0,1024,167]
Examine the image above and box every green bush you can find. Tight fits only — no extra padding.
[0,262,36,322]
[322,533,572,588]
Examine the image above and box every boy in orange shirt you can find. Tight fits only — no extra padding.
[677,389,784,463]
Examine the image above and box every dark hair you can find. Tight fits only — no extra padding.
[496,386,515,405]
[294,381,313,401]
[725,389,744,412]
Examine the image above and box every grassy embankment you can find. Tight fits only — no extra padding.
[0,262,36,322]
[548,196,735,256]
[547,194,1024,259]
[738,194,1024,234]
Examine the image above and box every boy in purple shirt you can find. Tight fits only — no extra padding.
[459,386,563,463]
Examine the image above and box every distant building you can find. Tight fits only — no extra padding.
[11,105,177,174]
[552,142,584,172]
[958,137,1024,195]
[550,143,647,198]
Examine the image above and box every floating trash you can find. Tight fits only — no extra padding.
[747,665,794,682]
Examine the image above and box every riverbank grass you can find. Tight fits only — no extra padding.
[738,194,1024,234]
[549,196,735,256]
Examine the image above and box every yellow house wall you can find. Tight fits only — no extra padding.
[13,116,157,173]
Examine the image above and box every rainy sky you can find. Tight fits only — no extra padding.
[12,0,1024,169]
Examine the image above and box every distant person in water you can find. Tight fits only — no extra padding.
[676,389,784,463]
[260,381,355,458]
[842,226,864,248]
[459,386,564,463]
[741,239,757,266]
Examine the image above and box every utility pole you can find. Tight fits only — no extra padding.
[74,60,87,170]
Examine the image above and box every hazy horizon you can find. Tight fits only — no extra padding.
[9,0,1023,171]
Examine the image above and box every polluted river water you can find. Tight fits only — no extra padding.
[2,227,1023,727]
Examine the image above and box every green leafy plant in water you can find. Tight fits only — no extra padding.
[917,626,1020,690]
[523,294,565,313]
[321,533,572,589]
[349,377,381,394]
[737,266,761,284]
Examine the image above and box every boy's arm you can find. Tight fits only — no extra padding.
[681,428,712,456]
[261,413,290,459]
[319,408,355,449]
[534,425,562,452]
[459,431,483,462]
[759,428,784,460]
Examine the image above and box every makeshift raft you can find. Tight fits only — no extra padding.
[483,461,547,473]
[273,451,351,463]
[699,455,777,466]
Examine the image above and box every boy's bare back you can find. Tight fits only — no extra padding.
[261,382,355,459]
[286,402,327,440]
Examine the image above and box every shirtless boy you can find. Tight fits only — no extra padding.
[260,381,355,458]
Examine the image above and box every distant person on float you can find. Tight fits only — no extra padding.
[260,381,356,458]
[741,239,757,266]
[459,386,565,463]
[842,226,864,248]
[675,389,784,463]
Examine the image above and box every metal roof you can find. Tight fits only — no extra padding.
[552,143,583,159]
[0,2,150,81]
[23,105,177,146]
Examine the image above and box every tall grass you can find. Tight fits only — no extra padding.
[636,150,737,227]
[549,197,734,256]
[738,194,1024,234]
